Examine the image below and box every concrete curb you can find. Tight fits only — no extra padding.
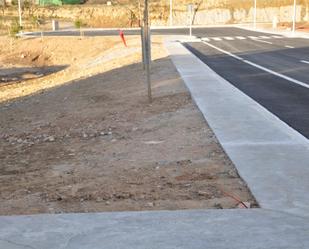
[165,36,309,218]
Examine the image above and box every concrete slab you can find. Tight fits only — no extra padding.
[165,38,309,217]
[1,209,309,249]
[225,144,309,216]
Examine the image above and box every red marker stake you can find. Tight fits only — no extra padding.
[119,30,127,47]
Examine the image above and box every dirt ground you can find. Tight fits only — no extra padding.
[256,21,309,32]
[0,35,257,215]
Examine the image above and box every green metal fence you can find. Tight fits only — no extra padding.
[38,0,81,6]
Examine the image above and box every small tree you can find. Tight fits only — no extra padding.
[74,19,83,29]
[9,18,22,37]
[74,19,85,37]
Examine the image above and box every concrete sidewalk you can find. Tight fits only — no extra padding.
[1,209,309,249]
[165,37,309,218]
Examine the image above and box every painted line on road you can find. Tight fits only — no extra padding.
[271,35,283,39]
[223,37,234,40]
[300,60,309,64]
[200,40,309,89]
[236,36,246,40]
[212,37,222,41]
[259,36,271,39]
[285,45,295,48]
[254,39,273,44]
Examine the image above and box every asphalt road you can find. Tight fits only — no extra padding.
[183,28,309,139]
[24,27,309,139]
[25,27,273,37]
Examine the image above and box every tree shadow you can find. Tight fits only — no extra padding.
[0,56,185,107]
[0,65,68,86]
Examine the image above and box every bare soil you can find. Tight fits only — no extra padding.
[0,35,256,215]
[255,21,309,33]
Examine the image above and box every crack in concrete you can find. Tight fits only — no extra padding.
[61,233,82,249]
[0,238,38,249]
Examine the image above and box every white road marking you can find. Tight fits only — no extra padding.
[236,36,246,40]
[300,60,309,64]
[285,45,294,48]
[200,40,309,89]
[186,39,203,43]
[212,37,222,41]
[223,37,234,40]
[271,35,283,39]
[248,36,258,39]
[259,36,271,39]
[254,39,273,44]
[201,37,210,42]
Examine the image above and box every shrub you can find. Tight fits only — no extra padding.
[74,19,83,28]
[9,19,22,36]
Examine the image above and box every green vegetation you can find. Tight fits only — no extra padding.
[74,19,84,28]
[9,18,22,36]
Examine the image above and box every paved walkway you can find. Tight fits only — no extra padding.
[0,36,308,248]
[165,37,309,218]
[1,209,309,249]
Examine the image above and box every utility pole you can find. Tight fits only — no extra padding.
[169,0,173,26]
[253,0,257,29]
[292,0,297,33]
[188,4,193,37]
[143,0,152,102]
[18,0,22,28]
